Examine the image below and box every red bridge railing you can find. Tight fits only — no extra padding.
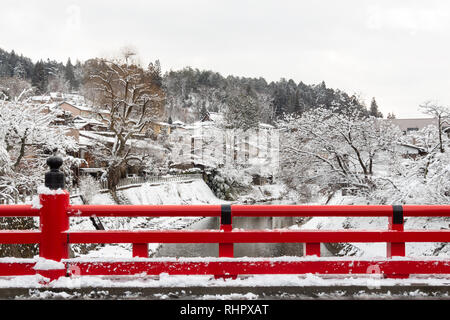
[0,157,449,282]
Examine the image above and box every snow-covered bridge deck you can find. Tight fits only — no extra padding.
[2,273,450,299]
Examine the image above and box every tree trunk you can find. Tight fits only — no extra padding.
[107,163,125,204]
[439,115,444,153]
[107,164,122,191]
[13,136,27,169]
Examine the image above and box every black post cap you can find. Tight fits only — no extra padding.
[45,156,65,190]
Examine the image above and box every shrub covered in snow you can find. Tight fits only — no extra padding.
[205,166,253,200]
[79,175,101,204]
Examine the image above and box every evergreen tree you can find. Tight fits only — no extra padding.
[13,62,26,79]
[73,60,83,91]
[273,86,288,117]
[387,112,396,119]
[225,91,260,131]
[65,58,76,91]
[148,59,162,87]
[8,50,18,77]
[200,102,209,121]
[370,97,383,118]
[31,60,47,94]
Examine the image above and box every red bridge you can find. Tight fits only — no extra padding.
[0,157,449,283]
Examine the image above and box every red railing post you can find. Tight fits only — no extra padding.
[387,205,405,258]
[303,243,321,257]
[132,243,149,258]
[216,204,236,279]
[218,204,233,258]
[37,156,69,281]
[386,205,408,279]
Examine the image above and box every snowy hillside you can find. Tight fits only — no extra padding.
[237,184,289,204]
[120,180,224,205]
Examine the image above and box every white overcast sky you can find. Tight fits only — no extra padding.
[1,0,450,117]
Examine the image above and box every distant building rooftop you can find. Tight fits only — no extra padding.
[389,118,438,133]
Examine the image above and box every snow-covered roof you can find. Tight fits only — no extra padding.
[389,118,437,132]
[208,112,222,122]
[154,121,171,126]
[397,143,427,154]
[30,95,52,102]
[80,167,106,173]
[49,92,64,99]
[59,101,95,112]
[56,99,109,115]
[259,123,274,129]
[73,116,105,125]
[78,131,163,150]
[73,117,107,129]
[78,135,95,146]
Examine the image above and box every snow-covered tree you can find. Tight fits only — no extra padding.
[0,76,33,101]
[407,125,438,153]
[0,94,81,199]
[83,52,165,193]
[0,94,82,257]
[224,91,260,131]
[418,101,450,153]
[279,106,402,200]
[372,124,450,205]
[47,71,70,93]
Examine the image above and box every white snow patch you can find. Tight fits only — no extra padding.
[33,258,65,270]
[30,197,42,209]
[13,273,448,289]
[0,275,48,288]
[37,185,66,195]
[122,180,226,205]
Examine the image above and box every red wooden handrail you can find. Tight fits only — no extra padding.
[66,204,450,217]
[0,230,41,244]
[65,259,450,277]
[0,205,39,217]
[403,205,450,216]
[67,204,222,217]
[65,230,450,244]
[1,190,450,282]
[231,205,395,217]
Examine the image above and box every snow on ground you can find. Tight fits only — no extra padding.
[90,192,116,205]
[1,272,450,290]
[237,184,288,204]
[122,180,223,205]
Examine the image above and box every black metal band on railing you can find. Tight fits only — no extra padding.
[221,204,232,225]
[392,205,404,224]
